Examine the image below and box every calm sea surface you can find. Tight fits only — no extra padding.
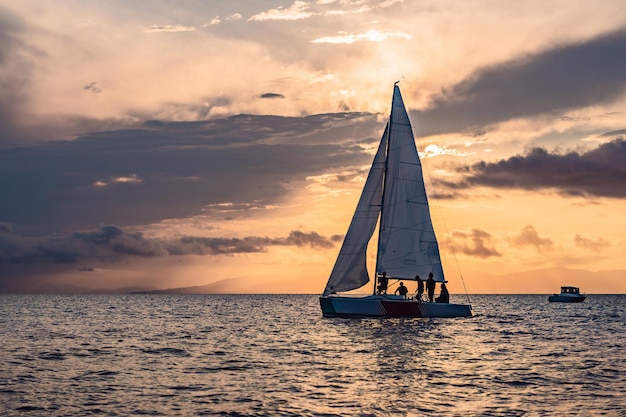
[0,294,624,416]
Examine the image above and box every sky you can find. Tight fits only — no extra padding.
[1,0,625,294]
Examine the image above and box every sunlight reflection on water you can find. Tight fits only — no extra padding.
[0,294,624,416]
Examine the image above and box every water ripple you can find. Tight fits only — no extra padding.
[0,294,624,416]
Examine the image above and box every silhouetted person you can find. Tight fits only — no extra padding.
[435,283,449,303]
[377,272,388,294]
[426,272,436,302]
[415,275,424,301]
[395,281,408,299]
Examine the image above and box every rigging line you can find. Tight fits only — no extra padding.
[405,104,472,306]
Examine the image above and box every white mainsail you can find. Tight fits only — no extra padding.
[377,85,444,282]
[323,84,445,297]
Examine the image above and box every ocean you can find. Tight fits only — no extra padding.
[1,294,624,416]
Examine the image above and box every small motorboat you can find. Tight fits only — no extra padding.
[548,286,586,303]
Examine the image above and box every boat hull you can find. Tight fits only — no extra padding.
[548,295,586,303]
[319,295,473,318]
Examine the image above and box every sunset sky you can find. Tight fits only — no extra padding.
[1,0,625,294]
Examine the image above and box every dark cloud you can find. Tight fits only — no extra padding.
[0,112,379,234]
[259,93,285,99]
[178,236,269,255]
[84,81,101,94]
[330,234,344,243]
[0,224,336,265]
[0,222,14,234]
[180,230,334,254]
[461,139,626,198]
[0,224,339,292]
[600,129,626,138]
[415,30,626,135]
[0,224,157,264]
[278,230,334,248]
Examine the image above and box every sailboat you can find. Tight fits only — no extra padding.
[319,83,473,318]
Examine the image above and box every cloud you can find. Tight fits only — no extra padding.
[450,225,555,259]
[226,13,243,21]
[321,6,371,16]
[247,0,401,22]
[0,224,175,264]
[247,0,402,22]
[180,230,334,255]
[0,224,336,264]
[83,81,101,94]
[415,30,626,136]
[450,228,502,258]
[178,236,269,255]
[259,93,285,99]
[144,24,196,33]
[421,143,474,159]
[574,234,610,252]
[462,139,626,198]
[0,222,14,234]
[278,230,334,248]
[92,174,143,188]
[507,225,553,253]
[205,13,242,27]
[248,1,314,21]
[600,129,626,138]
[0,112,378,234]
[310,30,412,44]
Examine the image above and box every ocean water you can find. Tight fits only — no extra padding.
[0,294,624,417]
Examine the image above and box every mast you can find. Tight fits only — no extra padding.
[372,83,396,294]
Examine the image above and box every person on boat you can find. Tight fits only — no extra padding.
[426,272,436,302]
[415,275,424,301]
[435,283,449,303]
[395,282,408,299]
[377,272,388,294]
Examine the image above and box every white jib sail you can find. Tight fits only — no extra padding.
[322,125,387,296]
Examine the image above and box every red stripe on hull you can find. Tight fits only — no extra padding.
[380,300,424,317]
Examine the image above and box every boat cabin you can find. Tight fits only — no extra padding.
[560,286,580,294]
